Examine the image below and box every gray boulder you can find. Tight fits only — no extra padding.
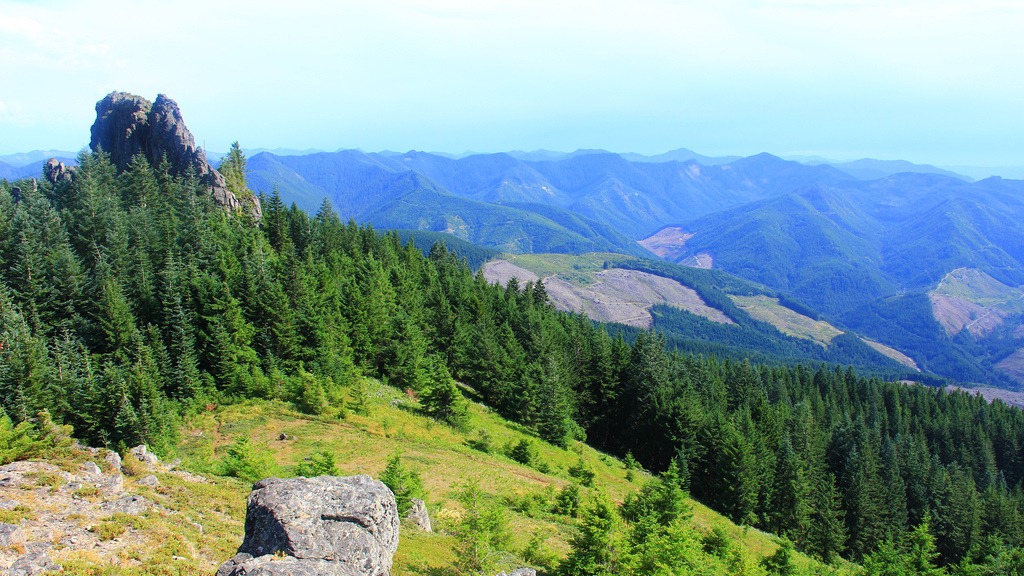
[81,461,102,476]
[0,522,25,548]
[101,495,152,515]
[218,475,399,576]
[129,444,159,468]
[104,449,122,472]
[8,550,61,575]
[405,498,432,532]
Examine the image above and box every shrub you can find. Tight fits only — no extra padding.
[295,450,339,477]
[554,483,581,518]
[220,436,276,484]
[568,458,596,487]
[379,453,425,516]
[506,438,535,466]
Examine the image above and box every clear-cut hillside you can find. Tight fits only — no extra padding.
[481,258,731,328]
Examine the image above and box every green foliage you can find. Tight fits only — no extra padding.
[220,436,276,484]
[558,497,622,576]
[761,539,797,576]
[219,142,253,201]
[418,355,469,430]
[453,480,511,576]
[568,457,596,487]
[467,428,493,453]
[294,449,339,477]
[620,459,691,527]
[379,452,425,516]
[0,409,73,465]
[506,438,536,467]
[554,483,582,518]
[295,367,329,416]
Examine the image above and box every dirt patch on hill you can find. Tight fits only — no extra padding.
[861,339,920,371]
[543,269,733,328]
[929,268,1024,337]
[679,253,714,269]
[929,293,1006,337]
[731,295,843,346]
[483,260,731,328]
[944,384,1024,410]
[480,260,539,287]
[638,227,693,261]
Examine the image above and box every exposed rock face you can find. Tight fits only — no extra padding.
[88,91,260,218]
[218,475,400,576]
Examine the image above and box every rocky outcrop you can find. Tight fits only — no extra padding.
[43,158,73,185]
[218,475,399,576]
[0,454,149,574]
[88,91,260,218]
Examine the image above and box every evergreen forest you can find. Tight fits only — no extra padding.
[3,150,1024,573]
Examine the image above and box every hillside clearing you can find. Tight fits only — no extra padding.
[731,295,844,346]
[482,256,732,328]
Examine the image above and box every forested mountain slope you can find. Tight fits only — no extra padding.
[668,174,1024,387]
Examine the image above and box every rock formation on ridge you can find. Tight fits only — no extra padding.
[87,91,261,219]
[217,475,400,576]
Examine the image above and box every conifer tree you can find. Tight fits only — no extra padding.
[559,497,622,576]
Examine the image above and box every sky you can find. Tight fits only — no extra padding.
[2,0,1023,169]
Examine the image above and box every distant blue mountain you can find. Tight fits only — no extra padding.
[0,150,79,167]
[0,159,74,181]
[829,158,972,181]
[620,147,740,165]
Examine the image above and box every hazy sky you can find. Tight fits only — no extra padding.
[2,0,1022,167]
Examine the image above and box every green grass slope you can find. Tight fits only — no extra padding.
[19,378,853,575]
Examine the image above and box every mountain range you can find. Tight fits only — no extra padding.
[239,148,1024,389]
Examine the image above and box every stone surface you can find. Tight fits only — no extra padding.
[104,450,122,472]
[405,498,432,532]
[89,91,261,218]
[0,523,25,548]
[0,462,69,489]
[8,550,60,575]
[100,495,152,515]
[137,475,160,487]
[82,462,102,476]
[218,475,399,576]
[129,444,159,468]
[495,570,537,576]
